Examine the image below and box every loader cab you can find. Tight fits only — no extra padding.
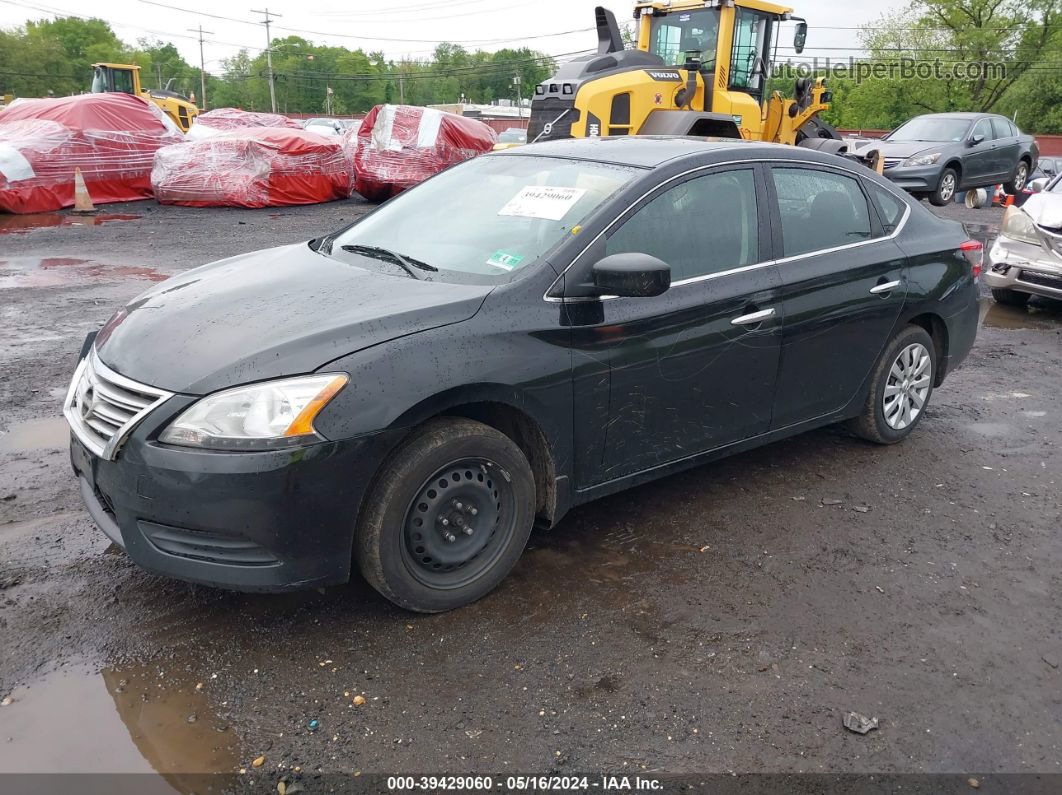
[637,0,787,131]
[91,64,142,97]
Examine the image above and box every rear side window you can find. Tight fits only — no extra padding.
[991,117,1013,139]
[770,168,872,257]
[867,182,907,235]
[606,168,759,281]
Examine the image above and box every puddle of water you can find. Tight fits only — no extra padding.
[0,661,239,783]
[0,257,166,289]
[0,416,69,453]
[0,212,141,235]
[980,298,1062,330]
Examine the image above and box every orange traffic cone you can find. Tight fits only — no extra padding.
[72,167,96,214]
[1004,193,1015,207]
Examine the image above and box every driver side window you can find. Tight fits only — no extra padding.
[605,168,759,282]
[971,118,993,141]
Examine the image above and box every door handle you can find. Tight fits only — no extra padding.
[731,307,775,326]
[870,279,901,295]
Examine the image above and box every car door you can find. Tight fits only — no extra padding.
[991,117,1020,180]
[766,164,908,429]
[567,163,783,486]
[964,118,997,185]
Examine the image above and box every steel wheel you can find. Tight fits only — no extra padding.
[401,457,515,589]
[883,343,932,430]
[938,172,956,202]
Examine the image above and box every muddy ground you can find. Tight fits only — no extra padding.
[0,198,1060,787]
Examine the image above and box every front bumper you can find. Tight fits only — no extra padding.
[987,236,1062,300]
[69,397,405,592]
[882,164,942,192]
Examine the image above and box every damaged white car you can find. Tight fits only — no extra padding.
[988,176,1062,305]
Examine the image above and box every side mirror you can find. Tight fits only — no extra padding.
[591,253,670,297]
[793,22,807,55]
[969,134,985,146]
[1029,177,1048,193]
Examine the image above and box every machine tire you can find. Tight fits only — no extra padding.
[355,417,535,613]
[929,168,959,206]
[991,287,1030,307]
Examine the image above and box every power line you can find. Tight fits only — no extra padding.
[135,0,593,45]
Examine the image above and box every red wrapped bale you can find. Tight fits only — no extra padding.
[151,127,353,208]
[187,108,302,141]
[351,104,497,201]
[0,93,183,214]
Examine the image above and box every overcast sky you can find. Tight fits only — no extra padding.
[0,0,894,70]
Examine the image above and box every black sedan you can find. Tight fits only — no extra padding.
[853,112,1039,206]
[65,137,982,612]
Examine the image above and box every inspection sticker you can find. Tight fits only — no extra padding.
[486,249,524,270]
[499,186,587,221]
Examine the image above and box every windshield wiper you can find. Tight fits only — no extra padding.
[340,244,438,279]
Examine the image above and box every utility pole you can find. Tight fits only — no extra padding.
[251,8,281,113]
[512,73,522,118]
[188,24,214,111]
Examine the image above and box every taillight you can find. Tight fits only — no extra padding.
[960,239,983,279]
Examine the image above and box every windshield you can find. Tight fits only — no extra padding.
[649,8,720,68]
[327,155,639,282]
[498,129,526,143]
[887,117,971,143]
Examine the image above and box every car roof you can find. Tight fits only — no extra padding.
[494,135,845,168]
[914,112,990,120]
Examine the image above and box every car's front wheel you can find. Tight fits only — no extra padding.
[355,417,535,612]
[848,326,936,444]
[929,167,958,206]
[1004,160,1029,194]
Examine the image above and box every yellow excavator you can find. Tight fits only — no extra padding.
[528,1,843,153]
[91,63,199,132]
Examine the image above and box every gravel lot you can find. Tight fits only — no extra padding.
[0,196,1060,787]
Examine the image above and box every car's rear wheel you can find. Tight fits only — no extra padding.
[355,417,535,612]
[848,326,936,444]
[991,287,1030,307]
[929,168,958,206]
[1004,160,1029,194]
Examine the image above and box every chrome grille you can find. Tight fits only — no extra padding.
[882,157,904,169]
[63,350,173,460]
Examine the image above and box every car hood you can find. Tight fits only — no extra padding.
[852,140,948,159]
[1020,193,1062,230]
[96,243,492,394]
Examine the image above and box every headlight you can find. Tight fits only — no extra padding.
[1000,205,1042,246]
[159,374,348,450]
[901,151,942,167]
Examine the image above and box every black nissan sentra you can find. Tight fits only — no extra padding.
[65,137,981,612]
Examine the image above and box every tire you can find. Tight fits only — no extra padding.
[991,287,1030,307]
[1003,160,1029,195]
[847,326,936,444]
[355,417,535,612]
[929,167,958,206]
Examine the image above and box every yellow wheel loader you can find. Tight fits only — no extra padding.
[528,1,843,154]
[91,63,199,132]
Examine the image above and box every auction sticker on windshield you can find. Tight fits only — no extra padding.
[499,186,587,221]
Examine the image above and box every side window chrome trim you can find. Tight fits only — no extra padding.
[544,157,912,303]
